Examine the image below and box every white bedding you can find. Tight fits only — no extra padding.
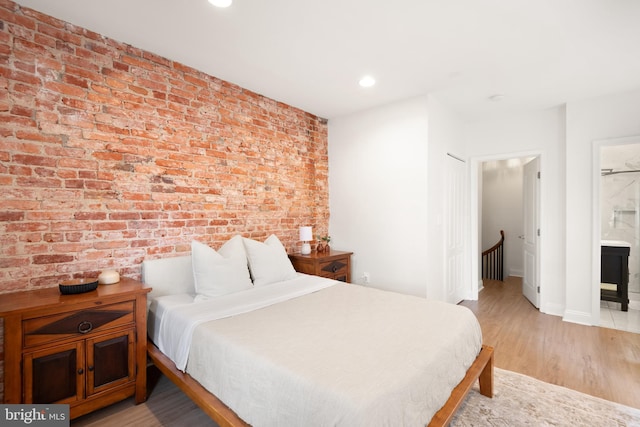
[153,273,337,371]
[149,275,482,427]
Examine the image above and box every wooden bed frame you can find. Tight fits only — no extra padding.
[147,339,494,427]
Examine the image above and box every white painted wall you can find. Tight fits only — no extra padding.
[328,87,640,326]
[481,160,526,277]
[328,96,430,297]
[463,108,567,316]
[565,88,640,325]
[328,95,463,299]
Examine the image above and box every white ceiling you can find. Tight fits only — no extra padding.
[14,0,640,120]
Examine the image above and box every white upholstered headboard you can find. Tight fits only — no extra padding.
[141,255,195,298]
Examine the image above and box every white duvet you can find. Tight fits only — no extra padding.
[151,275,482,427]
[155,274,337,371]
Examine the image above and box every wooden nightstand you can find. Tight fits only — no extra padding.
[288,249,353,282]
[0,278,150,419]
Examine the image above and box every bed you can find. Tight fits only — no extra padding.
[142,236,494,427]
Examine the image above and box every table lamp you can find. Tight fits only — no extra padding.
[299,226,313,255]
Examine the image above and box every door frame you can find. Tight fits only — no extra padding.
[592,135,640,323]
[470,150,543,301]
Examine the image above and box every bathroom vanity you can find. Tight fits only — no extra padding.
[601,240,630,311]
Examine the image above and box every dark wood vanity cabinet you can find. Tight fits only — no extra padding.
[601,244,630,311]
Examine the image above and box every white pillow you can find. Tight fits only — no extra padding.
[243,234,297,287]
[191,236,252,298]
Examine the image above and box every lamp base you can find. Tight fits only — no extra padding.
[301,242,311,255]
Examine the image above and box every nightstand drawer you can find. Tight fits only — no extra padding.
[23,301,135,348]
[318,259,349,279]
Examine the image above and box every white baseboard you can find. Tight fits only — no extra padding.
[509,269,523,277]
[563,309,596,326]
[540,302,564,317]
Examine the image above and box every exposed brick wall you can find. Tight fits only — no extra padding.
[0,0,329,399]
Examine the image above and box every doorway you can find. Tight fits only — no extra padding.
[471,152,540,306]
[595,138,640,333]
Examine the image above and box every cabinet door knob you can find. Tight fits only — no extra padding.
[78,321,93,334]
[78,368,84,375]
[88,366,94,372]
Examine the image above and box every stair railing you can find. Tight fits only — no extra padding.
[482,230,505,281]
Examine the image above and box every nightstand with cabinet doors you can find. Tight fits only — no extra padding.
[0,278,150,419]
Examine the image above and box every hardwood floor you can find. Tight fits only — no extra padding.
[460,276,640,409]
[72,367,217,426]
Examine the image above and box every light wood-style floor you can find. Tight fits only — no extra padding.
[72,276,640,425]
[460,276,640,409]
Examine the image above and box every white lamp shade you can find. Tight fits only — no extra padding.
[299,226,313,241]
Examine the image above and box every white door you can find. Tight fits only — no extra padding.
[523,157,540,308]
[445,155,467,304]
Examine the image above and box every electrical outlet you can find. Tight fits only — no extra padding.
[362,272,370,284]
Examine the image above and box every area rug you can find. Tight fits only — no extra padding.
[451,368,640,426]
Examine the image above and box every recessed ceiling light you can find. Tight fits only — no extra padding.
[208,0,232,7]
[359,75,376,88]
